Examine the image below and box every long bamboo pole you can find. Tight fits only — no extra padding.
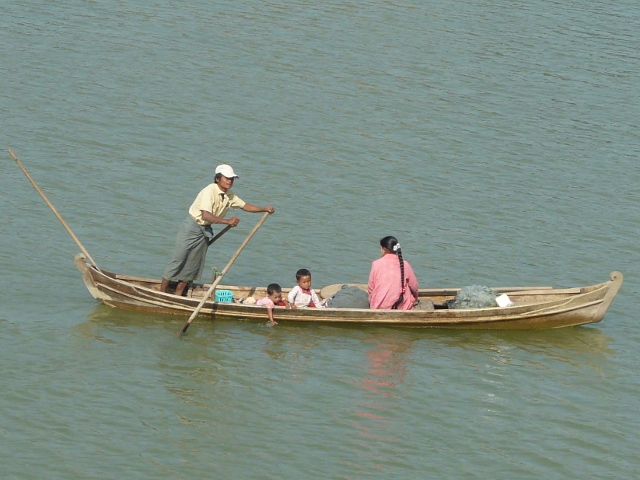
[180,211,270,335]
[8,149,101,272]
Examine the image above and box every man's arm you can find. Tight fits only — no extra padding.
[242,203,275,214]
[200,210,239,226]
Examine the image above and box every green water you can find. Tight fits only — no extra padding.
[1,1,638,478]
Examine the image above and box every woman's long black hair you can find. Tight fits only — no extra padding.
[380,235,405,309]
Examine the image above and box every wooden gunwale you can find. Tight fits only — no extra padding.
[112,271,556,296]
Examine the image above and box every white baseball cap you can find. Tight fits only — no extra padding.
[215,164,239,178]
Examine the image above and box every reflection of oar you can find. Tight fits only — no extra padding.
[8,149,101,272]
[179,211,270,336]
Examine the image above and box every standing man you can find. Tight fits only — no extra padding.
[160,164,275,296]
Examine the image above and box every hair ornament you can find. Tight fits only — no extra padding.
[393,243,401,252]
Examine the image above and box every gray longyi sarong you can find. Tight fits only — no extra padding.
[162,216,215,283]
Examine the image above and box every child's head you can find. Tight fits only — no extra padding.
[295,268,312,290]
[266,283,283,303]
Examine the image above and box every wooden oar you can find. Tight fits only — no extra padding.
[209,224,233,244]
[8,149,101,272]
[179,211,271,335]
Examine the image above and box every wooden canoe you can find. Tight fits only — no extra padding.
[74,253,623,329]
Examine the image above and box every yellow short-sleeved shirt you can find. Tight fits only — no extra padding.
[188,183,246,225]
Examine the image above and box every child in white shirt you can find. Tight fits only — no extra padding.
[288,269,326,309]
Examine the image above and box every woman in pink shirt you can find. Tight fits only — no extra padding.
[368,236,419,310]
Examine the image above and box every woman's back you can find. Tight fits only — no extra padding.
[368,254,418,310]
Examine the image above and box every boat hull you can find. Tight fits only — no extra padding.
[75,254,623,329]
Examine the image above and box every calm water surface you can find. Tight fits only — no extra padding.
[1,1,639,478]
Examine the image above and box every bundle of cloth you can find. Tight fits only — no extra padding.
[324,285,370,309]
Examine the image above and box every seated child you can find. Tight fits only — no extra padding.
[256,283,284,325]
[288,268,326,309]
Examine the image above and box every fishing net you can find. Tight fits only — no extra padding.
[447,285,498,309]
